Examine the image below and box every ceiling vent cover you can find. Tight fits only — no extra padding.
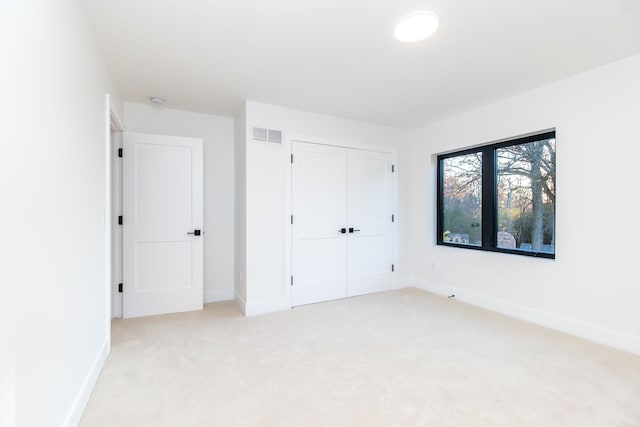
[253,127,283,144]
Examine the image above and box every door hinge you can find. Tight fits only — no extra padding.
[118,283,123,293]
[291,154,293,164]
[392,214,395,223]
[291,276,294,286]
[118,148,123,158]
[291,215,293,225]
[392,164,395,173]
[118,215,123,225]
[391,264,395,272]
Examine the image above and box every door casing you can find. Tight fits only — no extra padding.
[111,124,123,319]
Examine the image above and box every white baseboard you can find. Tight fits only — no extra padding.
[408,278,640,356]
[245,297,289,317]
[234,290,247,315]
[204,288,234,303]
[233,289,289,317]
[395,276,414,290]
[63,339,109,427]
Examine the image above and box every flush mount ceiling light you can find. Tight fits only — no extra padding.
[394,10,439,42]
[149,96,165,104]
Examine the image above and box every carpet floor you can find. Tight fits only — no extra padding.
[80,288,640,426]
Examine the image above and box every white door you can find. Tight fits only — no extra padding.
[291,142,348,306]
[291,141,394,307]
[347,149,394,297]
[123,132,203,318]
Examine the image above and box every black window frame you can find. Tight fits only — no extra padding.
[437,130,556,259]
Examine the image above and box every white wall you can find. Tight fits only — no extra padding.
[234,105,248,308]
[241,101,411,315]
[123,102,235,303]
[2,0,122,425]
[0,3,21,425]
[406,53,640,355]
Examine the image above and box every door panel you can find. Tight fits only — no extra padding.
[123,132,203,318]
[292,142,347,306]
[347,149,393,297]
[135,241,192,291]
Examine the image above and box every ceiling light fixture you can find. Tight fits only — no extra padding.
[149,96,165,104]
[394,10,439,43]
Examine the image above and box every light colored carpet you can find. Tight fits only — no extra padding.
[81,288,640,426]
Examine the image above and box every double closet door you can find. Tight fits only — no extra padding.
[291,141,394,307]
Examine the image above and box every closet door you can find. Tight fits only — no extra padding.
[291,142,348,306]
[346,149,394,297]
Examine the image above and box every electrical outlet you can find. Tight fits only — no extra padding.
[431,262,436,271]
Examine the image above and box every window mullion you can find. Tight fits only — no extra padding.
[436,158,443,245]
[481,147,495,250]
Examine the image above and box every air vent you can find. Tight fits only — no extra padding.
[268,129,282,144]
[252,127,268,142]
[252,126,283,144]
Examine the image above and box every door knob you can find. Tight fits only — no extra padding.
[339,228,347,234]
[187,229,202,236]
[349,228,360,233]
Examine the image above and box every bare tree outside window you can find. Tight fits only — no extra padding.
[497,138,555,253]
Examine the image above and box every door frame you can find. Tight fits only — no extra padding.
[109,105,124,319]
[105,94,124,353]
[284,135,398,309]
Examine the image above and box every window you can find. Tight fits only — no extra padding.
[437,131,556,258]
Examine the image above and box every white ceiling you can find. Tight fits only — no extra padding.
[83,0,640,128]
